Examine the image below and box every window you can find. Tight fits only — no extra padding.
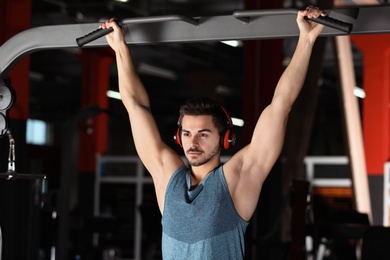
[26,119,51,145]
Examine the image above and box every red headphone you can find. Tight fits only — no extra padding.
[173,104,236,150]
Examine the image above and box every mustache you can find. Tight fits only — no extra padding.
[187,148,203,153]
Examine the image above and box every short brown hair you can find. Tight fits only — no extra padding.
[178,96,230,134]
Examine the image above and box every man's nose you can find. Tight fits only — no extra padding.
[190,135,199,146]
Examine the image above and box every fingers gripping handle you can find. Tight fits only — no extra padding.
[76,27,114,47]
[305,15,353,33]
[76,19,121,47]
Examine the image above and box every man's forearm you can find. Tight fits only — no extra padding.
[272,33,315,111]
[115,43,151,112]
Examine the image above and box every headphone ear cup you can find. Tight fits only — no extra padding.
[221,128,235,149]
[221,129,231,149]
[174,127,182,147]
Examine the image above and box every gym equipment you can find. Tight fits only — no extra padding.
[76,10,353,47]
[0,129,46,260]
[0,84,13,111]
[3,6,390,79]
[0,82,15,137]
[0,129,46,180]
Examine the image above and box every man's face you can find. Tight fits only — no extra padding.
[181,115,221,167]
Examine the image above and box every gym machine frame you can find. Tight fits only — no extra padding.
[1,5,390,77]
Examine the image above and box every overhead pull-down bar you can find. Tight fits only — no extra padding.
[122,14,200,25]
[76,9,352,47]
[233,9,353,33]
[76,15,200,46]
[0,5,389,77]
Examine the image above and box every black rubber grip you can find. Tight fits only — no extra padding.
[305,15,353,34]
[76,27,114,47]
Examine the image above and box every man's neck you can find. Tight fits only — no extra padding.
[190,159,221,185]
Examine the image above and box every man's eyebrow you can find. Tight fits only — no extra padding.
[181,128,212,133]
[198,129,212,133]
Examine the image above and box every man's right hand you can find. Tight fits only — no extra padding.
[100,18,125,51]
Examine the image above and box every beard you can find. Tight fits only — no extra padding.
[186,144,221,167]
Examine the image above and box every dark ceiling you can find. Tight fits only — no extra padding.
[26,0,374,155]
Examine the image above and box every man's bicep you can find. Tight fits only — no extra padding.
[128,106,181,175]
[250,104,288,174]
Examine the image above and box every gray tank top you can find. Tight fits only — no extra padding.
[161,165,249,259]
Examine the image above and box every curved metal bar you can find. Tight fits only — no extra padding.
[233,8,297,23]
[121,14,199,25]
[0,23,100,76]
[76,15,199,47]
[0,6,390,77]
[234,8,353,33]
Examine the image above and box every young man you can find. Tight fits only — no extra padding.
[101,5,326,259]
